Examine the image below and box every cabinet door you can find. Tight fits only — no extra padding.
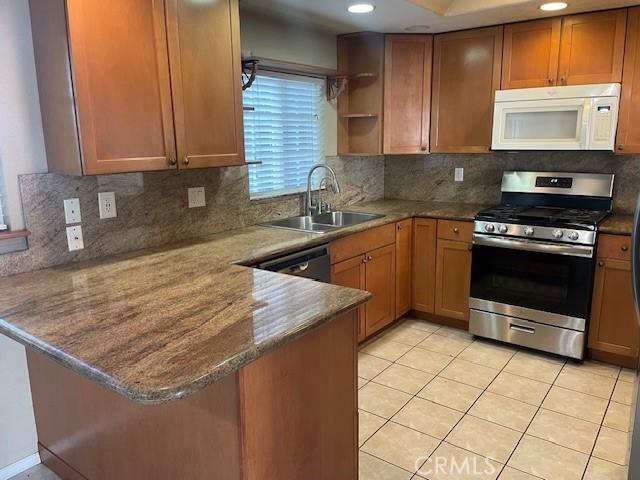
[558,9,627,85]
[166,0,244,169]
[413,218,437,314]
[502,18,561,89]
[588,258,640,359]
[431,26,503,153]
[332,255,367,342]
[66,0,177,174]
[364,244,396,337]
[395,219,413,319]
[617,7,640,154]
[383,35,432,154]
[434,240,472,322]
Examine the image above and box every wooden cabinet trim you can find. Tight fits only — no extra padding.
[617,6,640,154]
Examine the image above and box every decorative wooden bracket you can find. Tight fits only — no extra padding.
[242,59,259,91]
[326,75,347,101]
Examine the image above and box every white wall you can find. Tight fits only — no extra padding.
[240,10,338,157]
[0,0,45,470]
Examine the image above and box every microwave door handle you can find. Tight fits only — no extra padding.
[580,100,592,149]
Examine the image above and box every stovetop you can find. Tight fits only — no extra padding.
[476,205,610,229]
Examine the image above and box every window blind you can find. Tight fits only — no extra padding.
[0,166,6,230]
[243,71,325,198]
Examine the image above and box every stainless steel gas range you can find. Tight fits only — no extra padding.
[469,171,615,360]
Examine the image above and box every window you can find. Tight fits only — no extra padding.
[243,71,325,199]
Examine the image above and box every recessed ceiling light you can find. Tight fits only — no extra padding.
[540,2,568,11]
[347,3,375,14]
[405,25,431,32]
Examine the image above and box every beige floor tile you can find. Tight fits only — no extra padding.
[359,409,387,447]
[526,409,599,454]
[583,456,629,480]
[541,386,608,424]
[396,347,453,375]
[417,334,472,357]
[417,442,502,480]
[373,364,435,395]
[359,382,412,419]
[359,352,392,380]
[358,377,368,389]
[383,325,433,346]
[361,337,414,362]
[417,377,483,412]
[457,340,516,370]
[593,426,630,466]
[604,401,633,432]
[359,451,413,480]
[498,466,541,480]
[402,318,441,333]
[618,368,636,383]
[503,351,564,384]
[439,358,500,389]
[469,391,538,432]
[392,397,463,439]
[564,360,621,379]
[487,372,550,406]
[612,380,634,405]
[508,435,589,480]
[433,325,474,340]
[362,421,440,473]
[555,366,616,399]
[9,465,61,480]
[446,416,522,463]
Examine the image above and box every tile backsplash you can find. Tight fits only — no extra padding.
[385,151,640,213]
[0,156,384,276]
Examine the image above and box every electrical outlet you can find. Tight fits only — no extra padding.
[98,192,117,219]
[455,167,464,182]
[66,225,84,251]
[63,198,82,224]
[188,187,206,208]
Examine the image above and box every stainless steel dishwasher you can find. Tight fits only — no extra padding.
[257,244,331,283]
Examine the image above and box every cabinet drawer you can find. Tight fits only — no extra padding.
[331,223,396,264]
[597,234,631,261]
[437,220,473,243]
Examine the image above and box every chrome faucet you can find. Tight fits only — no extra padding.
[306,165,340,216]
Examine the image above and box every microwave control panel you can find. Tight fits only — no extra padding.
[589,97,619,150]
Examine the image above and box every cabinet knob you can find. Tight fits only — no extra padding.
[453,227,459,234]
[560,76,566,85]
[420,145,427,152]
[468,244,473,251]
[618,144,625,151]
[183,157,190,166]
[622,245,629,252]
[548,78,554,85]
[367,255,373,261]
[598,261,605,267]
[168,157,177,166]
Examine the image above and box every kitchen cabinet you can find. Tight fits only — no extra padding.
[558,9,627,86]
[364,245,397,336]
[502,18,562,89]
[29,0,244,175]
[412,218,437,314]
[434,220,473,322]
[395,219,413,318]
[332,255,367,342]
[588,234,640,367]
[431,26,503,153]
[383,35,433,154]
[617,7,640,154]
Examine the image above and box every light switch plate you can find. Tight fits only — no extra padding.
[66,225,84,251]
[454,167,464,182]
[188,187,206,208]
[63,198,82,224]
[98,192,117,219]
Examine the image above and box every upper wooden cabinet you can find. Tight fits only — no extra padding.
[383,35,433,154]
[502,18,561,89]
[29,0,244,175]
[558,9,627,85]
[617,7,640,154]
[431,26,503,153]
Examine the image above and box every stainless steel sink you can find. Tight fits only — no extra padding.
[260,211,384,234]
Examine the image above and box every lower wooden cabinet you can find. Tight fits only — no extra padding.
[331,255,367,342]
[413,218,437,313]
[588,234,640,366]
[434,239,472,322]
[395,219,413,318]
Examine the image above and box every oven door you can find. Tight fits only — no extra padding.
[470,235,595,327]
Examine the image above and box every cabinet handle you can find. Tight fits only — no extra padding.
[367,255,373,261]
[453,227,459,234]
[622,245,629,252]
[598,261,605,267]
[618,144,625,151]
[397,224,402,230]
[420,145,427,152]
[468,244,473,251]
[560,76,566,85]
[168,157,177,166]
[548,78,554,85]
[183,157,190,166]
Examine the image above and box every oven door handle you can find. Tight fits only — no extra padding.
[473,234,594,258]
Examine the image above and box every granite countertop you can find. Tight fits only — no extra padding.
[0,199,485,404]
[600,213,634,236]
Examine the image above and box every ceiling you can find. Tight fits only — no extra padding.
[239,0,640,34]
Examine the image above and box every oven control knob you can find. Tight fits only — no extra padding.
[524,227,535,236]
[552,229,564,239]
[484,223,495,233]
[498,225,508,234]
[568,231,579,241]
